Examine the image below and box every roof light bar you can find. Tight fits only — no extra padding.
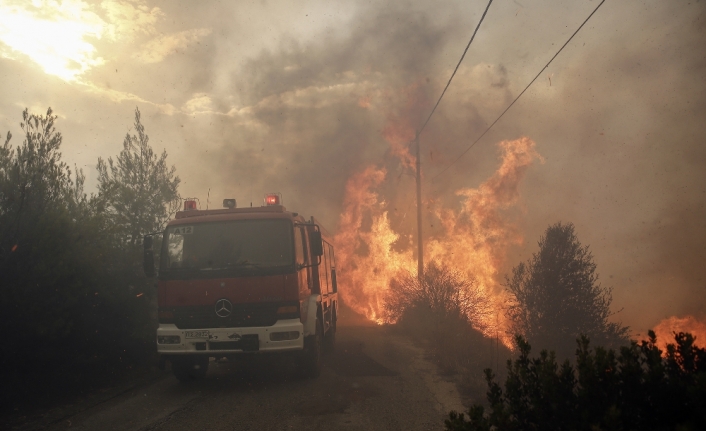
[264,193,282,206]
[184,200,197,211]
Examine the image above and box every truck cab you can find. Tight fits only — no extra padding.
[144,194,338,381]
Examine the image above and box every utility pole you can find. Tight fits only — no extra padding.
[415,131,424,282]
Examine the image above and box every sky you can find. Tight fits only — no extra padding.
[0,0,704,336]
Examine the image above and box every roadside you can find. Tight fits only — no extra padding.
[8,316,465,430]
[4,364,169,431]
[7,304,485,431]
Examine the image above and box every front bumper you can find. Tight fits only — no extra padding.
[156,318,304,355]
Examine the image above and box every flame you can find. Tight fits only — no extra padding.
[334,166,416,324]
[334,131,540,345]
[651,315,706,351]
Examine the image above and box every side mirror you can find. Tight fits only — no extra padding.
[309,230,323,257]
[143,236,155,278]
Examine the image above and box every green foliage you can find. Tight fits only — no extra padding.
[445,332,706,431]
[0,109,89,340]
[505,222,629,358]
[97,107,180,245]
[0,107,168,410]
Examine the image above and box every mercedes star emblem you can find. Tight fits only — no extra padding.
[215,298,233,318]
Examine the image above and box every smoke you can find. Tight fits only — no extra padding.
[1,0,704,337]
[167,0,706,336]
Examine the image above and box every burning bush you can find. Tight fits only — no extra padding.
[383,261,509,387]
[384,261,492,331]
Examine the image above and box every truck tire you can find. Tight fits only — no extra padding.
[324,310,336,354]
[172,356,209,382]
[300,319,322,378]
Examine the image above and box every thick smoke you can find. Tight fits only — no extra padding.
[188,1,706,335]
[0,0,704,336]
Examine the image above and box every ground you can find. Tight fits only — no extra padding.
[12,310,467,431]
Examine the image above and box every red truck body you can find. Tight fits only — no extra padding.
[147,199,338,380]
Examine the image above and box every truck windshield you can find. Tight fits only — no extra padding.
[160,219,294,275]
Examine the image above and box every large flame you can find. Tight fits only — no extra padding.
[652,315,706,351]
[334,131,540,345]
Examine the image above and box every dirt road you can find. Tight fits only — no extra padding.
[38,322,465,431]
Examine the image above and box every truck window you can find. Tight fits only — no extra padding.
[161,219,294,274]
[329,243,337,293]
[319,240,330,294]
[294,226,307,266]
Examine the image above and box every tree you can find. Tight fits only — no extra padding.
[0,108,83,246]
[97,107,180,245]
[0,108,159,411]
[505,222,629,358]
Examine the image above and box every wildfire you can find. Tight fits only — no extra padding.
[652,315,706,352]
[334,129,540,345]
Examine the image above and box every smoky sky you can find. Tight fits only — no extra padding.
[0,0,704,335]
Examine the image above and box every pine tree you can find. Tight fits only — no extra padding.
[97,107,180,245]
[505,222,629,358]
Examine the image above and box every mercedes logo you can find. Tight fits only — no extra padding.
[215,298,233,318]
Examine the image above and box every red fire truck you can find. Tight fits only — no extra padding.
[143,193,338,381]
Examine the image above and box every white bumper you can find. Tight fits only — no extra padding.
[156,318,304,355]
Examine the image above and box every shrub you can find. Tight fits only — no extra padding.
[446,331,706,431]
[385,261,492,331]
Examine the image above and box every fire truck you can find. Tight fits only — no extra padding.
[143,193,338,381]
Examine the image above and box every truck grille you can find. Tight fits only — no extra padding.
[172,304,279,329]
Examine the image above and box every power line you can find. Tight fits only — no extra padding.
[431,0,606,181]
[418,0,494,136]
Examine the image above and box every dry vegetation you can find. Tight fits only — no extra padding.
[386,261,512,402]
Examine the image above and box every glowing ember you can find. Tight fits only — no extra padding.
[334,134,540,346]
[652,315,706,351]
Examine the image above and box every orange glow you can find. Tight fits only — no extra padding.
[334,130,540,346]
[652,315,706,351]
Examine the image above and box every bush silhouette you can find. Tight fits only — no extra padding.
[445,331,706,431]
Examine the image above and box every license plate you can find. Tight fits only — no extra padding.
[185,330,209,339]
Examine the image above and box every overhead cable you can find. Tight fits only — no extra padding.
[431,0,606,181]
[418,0,494,136]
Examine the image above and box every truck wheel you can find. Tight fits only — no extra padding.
[324,312,336,354]
[300,320,322,378]
[172,356,209,383]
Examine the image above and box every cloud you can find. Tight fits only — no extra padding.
[134,28,211,63]
[182,93,216,115]
[100,0,163,40]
